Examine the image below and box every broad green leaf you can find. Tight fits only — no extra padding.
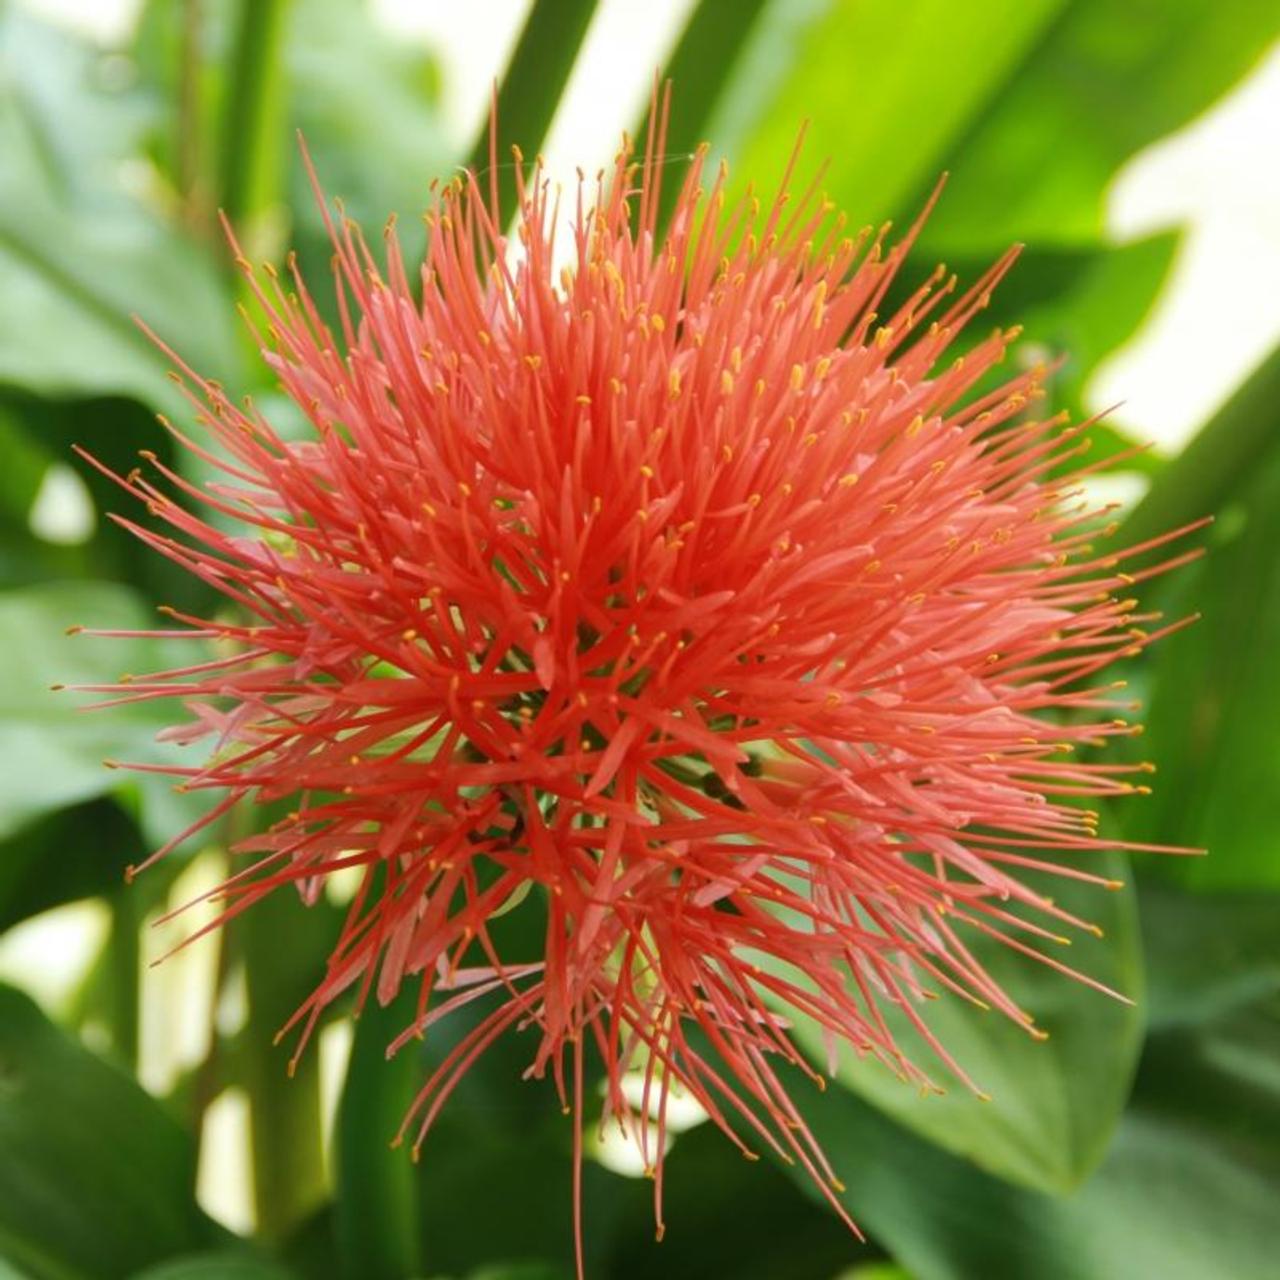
[914,0,1280,253]
[0,8,240,411]
[724,2,1276,255]
[130,1256,296,1280]
[1125,438,1280,888]
[0,983,222,1280]
[0,581,206,847]
[780,1014,1280,1280]
[726,0,1068,228]
[795,851,1142,1194]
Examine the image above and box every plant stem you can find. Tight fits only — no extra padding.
[240,883,328,1245]
[105,891,140,1072]
[334,983,424,1279]
[218,0,291,242]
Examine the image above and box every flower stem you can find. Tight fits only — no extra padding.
[240,884,328,1245]
[334,989,424,1280]
[218,0,291,246]
[105,890,140,1071]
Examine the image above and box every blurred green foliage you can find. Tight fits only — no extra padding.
[1,1,1278,1278]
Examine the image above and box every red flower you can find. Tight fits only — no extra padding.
[78,100,1194,1264]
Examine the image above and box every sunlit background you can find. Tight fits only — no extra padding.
[2,3,1279,1279]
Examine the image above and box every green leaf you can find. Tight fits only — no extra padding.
[1137,878,1280,1029]
[286,0,450,236]
[1124,437,1280,888]
[130,1256,297,1280]
[465,1267,569,1280]
[795,851,1143,1195]
[600,1121,861,1280]
[237,879,338,1245]
[781,1024,1280,1280]
[723,2,1276,256]
[1016,231,1179,426]
[334,991,423,1280]
[0,580,206,848]
[0,403,52,528]
[1119,342,1280,561]
[0,983,222,1280]
[727,0,1068,229]
[0,8,240,411]
[913,0,1280,253]
[647,0,771,230]
[0,798,141,932]
[891,232,1178,451]
[218,0,291,236]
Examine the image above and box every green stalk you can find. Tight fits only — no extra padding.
[105,891,140,1072]
[647,0,771,233]
[239,884,328,1245]
[464,0,598,223]
[335,989,424,1280]
[218,0,291,245]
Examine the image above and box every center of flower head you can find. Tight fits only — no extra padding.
[79,101,1195,1266]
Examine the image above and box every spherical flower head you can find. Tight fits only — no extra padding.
[77,99,1195,1257]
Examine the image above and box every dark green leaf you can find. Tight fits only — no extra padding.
[0,798,140,932]
[1124,436,1280,888]
[647,0,771,230]
[1137,878,1280,1029]
[913,0,1280,253]
[780,1029,1280,1280]
[0,984,222,1280]
[0,404,51,528]
[466,1267,570,1280]
[796,851,1142,1194]
[130,1257,296,1280]
[728,0,1067,228]
[600,1121,861,1280]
